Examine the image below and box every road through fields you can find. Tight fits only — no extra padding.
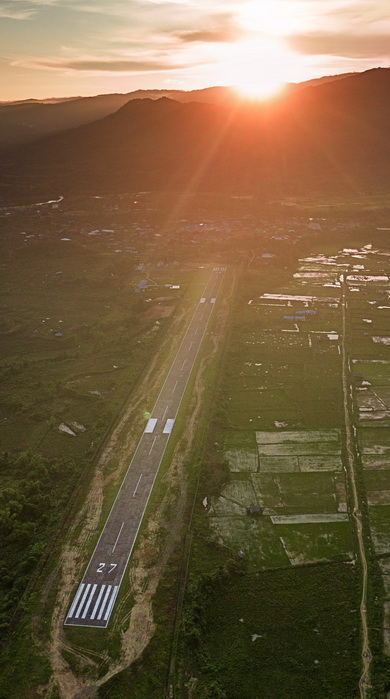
[65,266,226,628]
[340,274,372,697]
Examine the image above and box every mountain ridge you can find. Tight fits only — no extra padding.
[0,71,367,150]
[1,68,390,200]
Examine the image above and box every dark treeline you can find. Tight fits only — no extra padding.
[0,450,77,631]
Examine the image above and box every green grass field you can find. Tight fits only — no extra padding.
[181,563,360,699]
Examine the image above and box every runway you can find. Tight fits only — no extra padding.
[65,266,226,628]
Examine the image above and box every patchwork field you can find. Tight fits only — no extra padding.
[206,428,352,570]
[223,279,343,431]
[182,244,390,697]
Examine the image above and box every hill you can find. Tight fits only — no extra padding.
[0,87,237,150]
[1,68,390,200]
[0,73,357,151]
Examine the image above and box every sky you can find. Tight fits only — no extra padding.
[1,0,390,101]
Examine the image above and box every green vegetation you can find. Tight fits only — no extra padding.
[0,227,182,459]
[181,562,360,699]
[2,193,390,697]
[176,249,367,696]
[0,450,77,631]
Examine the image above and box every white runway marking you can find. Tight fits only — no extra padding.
[144,418,157,434]
[211,298,216,304]
[200,297,206,303]
[97,586,112,620]
[163,418,175,434]
[188,341,193,350]
[132,473,143,496]
[162,405,168,420]
[90,585,106,620]
[112,522,125,553]
[181,359,187,370]
[81,584,97,619]
[148,436,157,454]
[104,587,119,621]
[67,584,85,618]
[172,380,178,393]
[75,583,91,618]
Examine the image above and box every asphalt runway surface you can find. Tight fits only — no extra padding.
[65,266,226,628]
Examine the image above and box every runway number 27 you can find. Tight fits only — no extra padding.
[97,562,117,574]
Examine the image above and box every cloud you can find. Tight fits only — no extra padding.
[171,10,245,44]
[288,31,390,58]
[0,3,35,19]
[0,0,69,20]
[0,9,34,19]
[14,57,191,72]
[175,26,243,43]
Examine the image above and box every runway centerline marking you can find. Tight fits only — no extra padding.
[181,360,187,370]
[172,380,178,393]
[162,405,168,420]
[111,522,125,554]
[132,473,143,497]
[148,436,157,454]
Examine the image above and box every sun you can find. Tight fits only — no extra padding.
[228,37,290,100]
[234,79,285,100]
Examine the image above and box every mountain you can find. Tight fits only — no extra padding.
[0,74,357,151]
[0,87,237,151]
[2,68,390,200]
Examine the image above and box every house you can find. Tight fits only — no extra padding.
[246,505,262,517]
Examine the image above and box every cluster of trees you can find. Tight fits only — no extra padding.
[0,450,77,630]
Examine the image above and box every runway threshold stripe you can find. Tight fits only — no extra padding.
[75,583,91,618]
[97,586,112,620]
[90,585,106,620]
[67,583,85,618]
[81,584,97,619]
[104,587,119,622]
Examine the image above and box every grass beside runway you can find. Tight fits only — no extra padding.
[0,262,219,695]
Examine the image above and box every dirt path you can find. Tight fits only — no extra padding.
[44,270,233,698]
[340,275,372,698]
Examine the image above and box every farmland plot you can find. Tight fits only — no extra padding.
[211,428,352,567]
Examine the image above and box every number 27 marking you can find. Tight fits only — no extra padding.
[97,562,117,574]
